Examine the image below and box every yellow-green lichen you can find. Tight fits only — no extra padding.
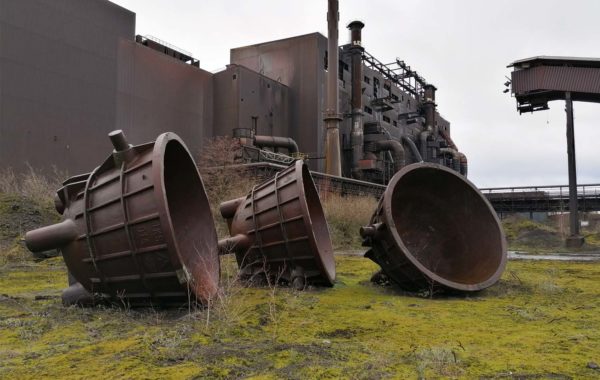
[0,255,599,379]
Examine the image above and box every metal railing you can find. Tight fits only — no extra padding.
[480,184,600,213]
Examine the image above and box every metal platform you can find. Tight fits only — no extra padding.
[480,184,600,213]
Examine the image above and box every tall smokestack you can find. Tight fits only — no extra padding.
[423,84,437,133]
[324,0,342,176]
[348,20,365,179]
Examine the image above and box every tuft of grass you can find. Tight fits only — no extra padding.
[414,346,464,378]
[0,165,64,205]
[321,193,378,250]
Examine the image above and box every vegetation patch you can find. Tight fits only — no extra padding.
[502,214,600,252]
[0,256,599,379]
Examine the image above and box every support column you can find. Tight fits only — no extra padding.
[565,92,584,248]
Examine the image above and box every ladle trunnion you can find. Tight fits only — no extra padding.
[25,130,220,307]
[361,163,507,292]
[219,161,336,289]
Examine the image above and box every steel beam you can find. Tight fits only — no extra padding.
[565,92,585,247]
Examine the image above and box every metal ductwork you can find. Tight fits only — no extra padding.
[324,0,342,176]
[219,161,335,289]
[419,128,431,161]
[25,130,220,307]
[361,163,506,292]
[439,129,468,176]
[439,147,461,172]
[400,135,423,162]
[348,20,365,179]
[254,135,299,154]
[374,140,405,173]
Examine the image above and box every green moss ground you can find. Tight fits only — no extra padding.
[1,253,599,379]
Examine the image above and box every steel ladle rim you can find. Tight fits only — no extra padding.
[152,132,219,302]
[294,160,336,285]
[382,162,507,291]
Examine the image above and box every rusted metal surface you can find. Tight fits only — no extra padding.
[25,130,219,306]
[219,161,335,289]
[510,57,600,112]
[348,20,365,179]
[361,163,507,292]
[324,0,342,177]
[253,135,299,154]
[507,56,597,246]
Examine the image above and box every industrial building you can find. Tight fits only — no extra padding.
[0,0,466,184]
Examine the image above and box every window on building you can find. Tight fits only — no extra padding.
[364,106,373,114]
[383,115,390,123]
[364,76,371,84]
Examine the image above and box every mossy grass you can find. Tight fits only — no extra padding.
[1,256,599,379]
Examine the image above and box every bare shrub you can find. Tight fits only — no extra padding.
[197,137,257,238]
[321,193,378,250]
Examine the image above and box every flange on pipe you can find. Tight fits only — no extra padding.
[361,163,507,293]
[219,161,335,290]
[25,130,220,307]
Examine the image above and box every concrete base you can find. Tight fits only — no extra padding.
[565,235,585,249]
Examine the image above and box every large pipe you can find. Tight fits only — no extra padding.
[375,140,405,173]
[458,152,468,176]
[439,148,461,172]
[324,0,342,176]
[348,20,365,178]
[438,129,468,176]
[419,128,431,161]
[25,219,78,253]
[253,135,299,154]
[400,135,423,162]
[423,84,437,135]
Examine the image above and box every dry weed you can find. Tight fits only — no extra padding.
[321,193,378,250]
[0,165,64,204]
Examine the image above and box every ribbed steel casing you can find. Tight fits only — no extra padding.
[226,161,335,286]
[56,133,219,306]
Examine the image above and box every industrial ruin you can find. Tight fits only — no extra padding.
[0,0,466,185]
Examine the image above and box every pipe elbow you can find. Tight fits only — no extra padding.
[253,135,299,154]
[375,140,405,172]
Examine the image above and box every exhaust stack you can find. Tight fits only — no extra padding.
[324,0,342,176]
[348,20,365,179]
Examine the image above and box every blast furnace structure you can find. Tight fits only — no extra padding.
[0,0,467,185]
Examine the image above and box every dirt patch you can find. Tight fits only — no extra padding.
[0,193,60,261]
[514,229,563,248]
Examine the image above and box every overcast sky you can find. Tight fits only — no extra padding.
[111,0,600,188]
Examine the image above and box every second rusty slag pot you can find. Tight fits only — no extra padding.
[220,161,335,289]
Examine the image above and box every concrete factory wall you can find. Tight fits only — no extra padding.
[231,33,327,171]
[116,39,213,155]
[213,64,290,139]
[0,0,135,174]
[0,0,213,174]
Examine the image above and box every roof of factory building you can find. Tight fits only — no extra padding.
[509,56,600,69]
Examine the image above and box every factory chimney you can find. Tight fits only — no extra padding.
[348,20,365,179]
[423,84,437,133]
[324,0,342,176]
